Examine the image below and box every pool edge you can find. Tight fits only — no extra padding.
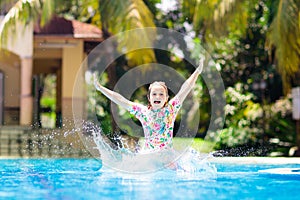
[208,157,300,164]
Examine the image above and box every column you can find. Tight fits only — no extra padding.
[62,41,85,126]
[20,57,33,125]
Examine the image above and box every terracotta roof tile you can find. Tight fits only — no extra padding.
[34,16,103,40]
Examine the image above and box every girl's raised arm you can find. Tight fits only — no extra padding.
[175,58,204,103]
[94,74,133,110]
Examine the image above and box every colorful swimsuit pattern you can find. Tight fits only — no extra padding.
[128,97,182,151]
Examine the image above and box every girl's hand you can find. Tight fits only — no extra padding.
[196,57,204,74]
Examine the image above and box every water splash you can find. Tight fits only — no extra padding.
[173,149,217,179]
[75,120,217,176]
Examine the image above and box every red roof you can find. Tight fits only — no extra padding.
[34,16,103,41]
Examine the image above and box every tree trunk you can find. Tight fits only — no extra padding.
[102,29,119,135]
[292,69,300,87]
[106,62,119,135]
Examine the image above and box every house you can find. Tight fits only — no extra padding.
[0,15,103,128]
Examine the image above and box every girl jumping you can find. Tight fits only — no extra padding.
[94,59,204,152]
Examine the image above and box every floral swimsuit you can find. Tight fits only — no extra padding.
[128,97,182,151]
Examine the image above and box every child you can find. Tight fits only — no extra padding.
[94,59,204,153]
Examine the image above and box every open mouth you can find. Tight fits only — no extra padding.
[154,101,161,104]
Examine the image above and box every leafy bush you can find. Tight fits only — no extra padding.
[207,83,263,149]
[207,83,295,153]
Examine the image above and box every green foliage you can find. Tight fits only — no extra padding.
[180,0,253,45]
[54,0,101,27]
[40,74,56,112]
[40,97,56,111]
[99,0,157,67]
[207,83,263,148]
[202,0,296,152]
[264,96,295,143]
[266,0,300,92]
[0,0,54,47]
[207,83,295,150]
[191,137,215,153]
[86,71,112,134]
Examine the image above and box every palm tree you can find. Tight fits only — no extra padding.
[266,0,300,93]
[181,0,300,93]
[181,0,251,46]
[182,0,300,150]
[266,0,300,150]
[0,0,156,65]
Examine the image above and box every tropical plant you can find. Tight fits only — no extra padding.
[206,83,263,149]
[264,96,295,144]
[180,0,252,47]
[0,0,157,66]
[207,82,295,154]
[180,0,300,93]
[0,0,54,45]
[266,0,300,92]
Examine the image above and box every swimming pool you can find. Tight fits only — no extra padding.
[0,158,299,200]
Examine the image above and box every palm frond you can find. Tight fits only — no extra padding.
[191,0,251,41]
[266,0,300,92]
[0,0,54,47]
[40,0,55,26]
[99,0,156,66]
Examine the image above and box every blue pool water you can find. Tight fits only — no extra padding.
[0,158,299,200]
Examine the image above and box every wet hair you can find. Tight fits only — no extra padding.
[147,81,169,109]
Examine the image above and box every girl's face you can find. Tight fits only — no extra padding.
[148,85,168,110]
